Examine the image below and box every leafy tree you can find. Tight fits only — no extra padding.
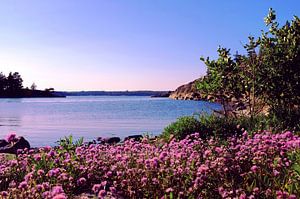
[258,8,300,118]
[197,47,244,117]
[30,82,37,90]
[0,72,6,94]
[197,8,300,127]
[6,72,23,96]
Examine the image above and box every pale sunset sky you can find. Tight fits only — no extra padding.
[0,1,299,91]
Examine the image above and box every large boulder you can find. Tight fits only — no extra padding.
[97,137,121,144]
[124,135,143,142]
[0,139,8,148]
[0,136,30,154]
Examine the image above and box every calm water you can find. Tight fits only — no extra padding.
[0,96,221,147]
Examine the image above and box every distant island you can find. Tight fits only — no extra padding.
[0,71,173,98]
[0,72,64,98]
[55,90,172,97]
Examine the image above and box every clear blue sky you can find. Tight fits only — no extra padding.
[0,1,299,91]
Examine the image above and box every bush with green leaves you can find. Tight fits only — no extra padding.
[56,135,83,152]
[197,8,300,130]
[161,114,286,141]
[161,116,202,140]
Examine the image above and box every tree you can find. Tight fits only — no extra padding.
[30,83,37,90]
[6,72,23,96]
[0,72,6,94]
[197,8,300,124]
[197,47,244,117]
[258,8,300,117]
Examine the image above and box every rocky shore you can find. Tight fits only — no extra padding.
[169,78,207,101]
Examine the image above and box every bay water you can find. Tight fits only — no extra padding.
[0,96,220,147]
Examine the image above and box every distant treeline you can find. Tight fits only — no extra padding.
[0,71,170,98]
[0,72,24,97]
[0,72,64,98]
[56,91,171,97]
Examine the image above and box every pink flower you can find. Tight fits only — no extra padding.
[18,181,28,189]
[109,186,116,193]
[52,194,67,199]
[36,184,43,192]
[1,191,8,197]
[98,190,106,198]
[34,154,41,161]
[51,186,64,196]
[250,165,259,173]
[159,152,168,161]
[141,177,147,184]
[6,133,17,142]
[253,187,259,194]
[165,188,174,193]
[77,177,87,186]
[289,195,297,199]
[273,169,280,176]
[37,169,45,176]
[92,184,101,193]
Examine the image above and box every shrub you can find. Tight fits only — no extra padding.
[268,109,300,132]
[56,135,84,152]
[161,114,280,141]
[161,116,201,140]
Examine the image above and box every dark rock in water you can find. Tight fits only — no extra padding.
[84,140,96,146]
[0,139,8,147]
[98,137,121,144]
[0,137,30,154]
[107,137,121,144]
[124,135,143,142]
[96,137,103,142]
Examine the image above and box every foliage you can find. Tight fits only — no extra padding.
[30,82,37,91]
[161,116,201,140]
[0,132,300,198]
[197,8,300,124]
[0,72,23,96]
[259,8,300,116]
[287,150,300,193]
[56,135,84,152]
[198,48,244,117]
[161,114,275,141]
[267,109,300,132]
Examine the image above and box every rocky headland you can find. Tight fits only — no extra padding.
[169,78,207,101]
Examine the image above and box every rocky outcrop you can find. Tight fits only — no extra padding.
[169,79,205,101]
[0,137,30,154]
[97,137,121,144]
[151,91,172,98]
[124,135,143,142]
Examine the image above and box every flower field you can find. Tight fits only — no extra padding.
[1,131,300,198]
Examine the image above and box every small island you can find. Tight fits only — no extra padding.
[0,72,65,98]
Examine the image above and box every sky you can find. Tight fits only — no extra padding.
[0,1,299,91]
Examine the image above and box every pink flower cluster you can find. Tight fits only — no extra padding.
[0,131,300,198]
[5,133,17,143]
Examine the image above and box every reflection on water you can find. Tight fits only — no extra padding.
[0,96,221,147]
[0,116,21,127]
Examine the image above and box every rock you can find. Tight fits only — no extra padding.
[151,91,172,98]
[0,139,8,147]
[124,135,143,142]
[84,140,96,146]
[0,136,30,154]
[96,137,103,142]
[98,137,121,144]
[169,78,204,101]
